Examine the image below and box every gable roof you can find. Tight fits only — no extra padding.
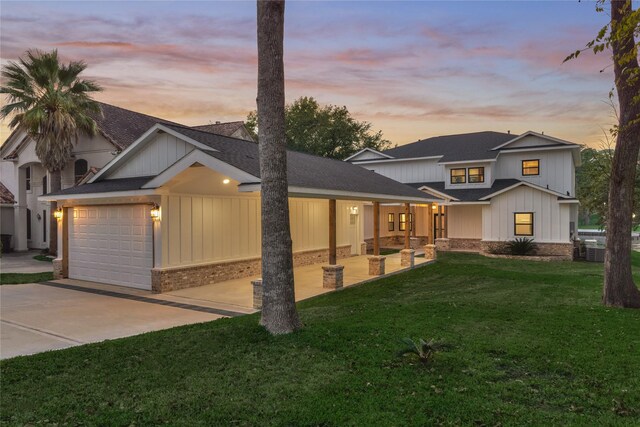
[380,131,515,163]
[48,123,438,203]
[0,181,16,204]
[343,147,394,162]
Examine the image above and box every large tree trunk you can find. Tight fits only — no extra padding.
[48,169,61,256]
[256,0,301,333]
[603,0,640,308]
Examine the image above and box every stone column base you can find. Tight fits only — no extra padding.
[322,265,344,289]
[360,242,367,256]
[368,256,386,275]
[423,244,436,260]
[435,238,451,251]
[252,278,263,309]
[53,258,63,279]
[400,249,415,267]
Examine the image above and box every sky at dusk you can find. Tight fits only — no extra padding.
[0,1,622,148]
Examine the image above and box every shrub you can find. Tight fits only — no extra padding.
[398,337,438,365]
[506,238,537,256]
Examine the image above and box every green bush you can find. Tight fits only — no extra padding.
[507,238,537,256]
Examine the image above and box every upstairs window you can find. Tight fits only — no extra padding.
[388,213,394,231]
[514,212,534,236]
[42,175,47,195]
[74,159,88,183]
[522,159,539,176]
[450,168,466,184]
[468,167,485,183]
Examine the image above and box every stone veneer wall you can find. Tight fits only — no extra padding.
[480,241,573,259]
[52,259,63,279]
[448,238,482,251]
[364,236,429,252]
[151,245,352,293]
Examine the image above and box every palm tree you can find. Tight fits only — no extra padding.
[257,0,302,333]
[0,49,102,255]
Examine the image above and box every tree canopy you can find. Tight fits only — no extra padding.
[246,96,390,159]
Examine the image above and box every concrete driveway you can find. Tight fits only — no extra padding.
[0,280,246,359]
[1,250,53,273]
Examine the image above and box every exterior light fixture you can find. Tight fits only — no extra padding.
[53,208,63,221]
[223,178,230,184]
[431,204,438,210]
[349,206,359,215]
[150,204,161,221]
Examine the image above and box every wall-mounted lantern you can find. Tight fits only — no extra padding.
[150,204,161,221]
[431,204,438,210]
[349,206,359,215]
[53,207,63,221]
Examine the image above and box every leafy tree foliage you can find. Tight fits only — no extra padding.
[246,96,390,159]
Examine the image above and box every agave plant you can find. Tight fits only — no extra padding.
[398,337,437,365]
[507,237,537,256]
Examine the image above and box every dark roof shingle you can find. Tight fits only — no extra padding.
[192,121,247,138]
[0,181,16,204]
[407,179,521,201]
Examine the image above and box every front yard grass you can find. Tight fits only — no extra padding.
[2,253,639,425]
[0,272,53,285]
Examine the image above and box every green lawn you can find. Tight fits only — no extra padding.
[0,272,53,285]
[2,253,640,425]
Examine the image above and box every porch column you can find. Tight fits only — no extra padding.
[323,199,343,289]
[373,201,380,256]
[444,206,449,238]
[13,166,27,251]
[403,202,410,249]
[439,205,444,239]
[427,203,434,244]
[369,201,385,275]
[400,202,415,267]
[329,199,337,265]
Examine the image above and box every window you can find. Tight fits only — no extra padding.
[43,210,47,242]
[74,159,88,183]
[468,167,485,183]
[26,209,31,240]
[522,159,539,176]
[399,213,414,231]
[25,166,31,191]
[42,175,47,195]
[450,168,466,184]
[514,212,534,236]
[388,213,394,231]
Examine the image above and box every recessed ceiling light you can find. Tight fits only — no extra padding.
[223,178,230,184]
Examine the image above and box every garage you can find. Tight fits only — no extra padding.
[68,204,153,289]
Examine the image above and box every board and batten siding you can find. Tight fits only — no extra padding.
[161,195,361,268]
[360,158,444,184]
[447,205,482,239]
[482,186,570,243]
[494,150,574,196]
[109,133,195,179]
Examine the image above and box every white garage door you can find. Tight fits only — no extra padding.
[69,205,153,289]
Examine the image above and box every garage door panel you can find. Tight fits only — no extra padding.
[69,205,152,290]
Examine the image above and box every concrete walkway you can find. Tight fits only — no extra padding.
[1,251,53,273]
[168,252,433,310]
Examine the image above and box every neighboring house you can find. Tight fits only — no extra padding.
[40,123,436,291]
[191,121,255,142]
[0,102,253,251]
[346,131,581,257]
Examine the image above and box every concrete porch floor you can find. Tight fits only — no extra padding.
[167,251,434,310]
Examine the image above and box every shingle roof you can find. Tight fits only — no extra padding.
[93,102,181,151]
[49,124,438,201]
[167,125,436,200]
[192,121,248,138]
[0,181,16,204]
[380,131,516,163]
[48,176,153,197]
[406,179,521,201]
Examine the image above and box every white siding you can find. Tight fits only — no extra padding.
[109,133,195,179]
[361,158,444,183]
[162,196,361,267]
[494,150,574,196]
[482,186,570,243]
[503,135,561,149]
[448,205,482,239]
[350,151,388,161]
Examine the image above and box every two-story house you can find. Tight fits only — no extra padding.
[346,131,581,257]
